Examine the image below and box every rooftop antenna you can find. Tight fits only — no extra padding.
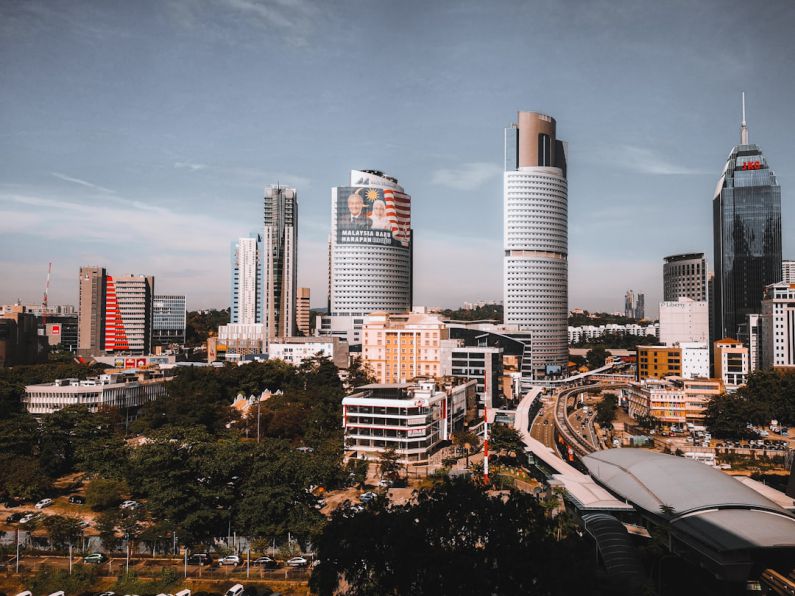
[740,92,749,145]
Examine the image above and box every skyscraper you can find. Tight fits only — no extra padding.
[263,185,298,342]
[663,253,707,302]
[624,290,635,319]
[321,170,412,345]
[636,293,645,321]
[503,112,568,377]
[105,274,154,355]
[230,234,263,325]
[296,287,310,336]
[713,94,782,339]
[78,266,106,355]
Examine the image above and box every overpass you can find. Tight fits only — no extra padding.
[513,389,632,512]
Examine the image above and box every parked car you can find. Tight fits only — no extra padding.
[19,513,38,524]
[359,491,377,503]
[252,556,277,568]
[286,556,308,568]
[224,584,244,596]
[35,498,54,509]
[219,555,241,566]
[96,592,115,596]
[84,553,107,564]
[68,495,86,504]
[120,500,139,510]
[187,553,213,566]
[6,512,23,523]
[377,479,393,488]
[3,500,21,508]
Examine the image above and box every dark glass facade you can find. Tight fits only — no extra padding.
[712,144,782,340]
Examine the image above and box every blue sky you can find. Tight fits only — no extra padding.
[1,0,793,316]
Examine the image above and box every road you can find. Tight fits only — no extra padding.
[529,401,556,450]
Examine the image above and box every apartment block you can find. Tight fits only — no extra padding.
[636,345,681,381]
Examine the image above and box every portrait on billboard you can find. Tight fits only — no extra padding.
[336,186,411,248]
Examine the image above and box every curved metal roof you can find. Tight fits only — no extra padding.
[582,449,788,518]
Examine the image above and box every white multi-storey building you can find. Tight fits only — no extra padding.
[263,185,297,343]
[319,170,412,345]
[106,274,154,355]
[659,298,709,346]
[680,342,710,379]
[783,261,795,284]
[568,323,659,345]
[503,112,568,378]
[761,282,795,370]
[268,336,349,369]
[231,234,262,325]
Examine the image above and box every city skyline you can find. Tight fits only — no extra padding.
[1,0,793,315]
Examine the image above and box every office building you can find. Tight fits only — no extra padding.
[636,345,682,381]
[783,260,795,284]
[659,298,709,346]
[714,339,750,390]
[760,282,795,370]
[713,95,782,340]
[321,170,412,345]
[44,315,78,352]
[503,112,568,378]
[627,378,723,430]
[342,379,475,464]
[152,295,186,348]
[230,234,263,325]
[268,336,349,369]
[663,253,707,302]
[217,323,266,358]
[440,339,503,408]
[0,306,48,367]
[296,287,311,336]
[679,342,710,379]
[104,274,154,355]
[362,311,447,384]
[23,370,169,416]
[263,185,298,343]
[624,290,635,319]
[78,266,107,355]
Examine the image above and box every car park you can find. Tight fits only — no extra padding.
[68,495,86,504]
[252,556,277,568]
[35,498,53,509]
[84,553,107,564]
[219,555,241,566]
[359,491,377,503]
[377,479,393,488]
[286,556,308,567]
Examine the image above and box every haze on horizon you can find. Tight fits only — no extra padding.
[1,0,793,318]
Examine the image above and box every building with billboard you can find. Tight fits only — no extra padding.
[659,297,709,346]
[342,379,475,465]
[320,170,412,345]
[504,112,568,379]
[263,185,298,343]
[713,96,782,340]
[761,282,795,370]
[663,253,707,302]
[362,311,447,384]
[152,295,186,348]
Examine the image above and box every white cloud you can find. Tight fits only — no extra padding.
[51,172,116,194]
[431,162,503,190]
[612,145,709,175]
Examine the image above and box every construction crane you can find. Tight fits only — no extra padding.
[40,262,52,334]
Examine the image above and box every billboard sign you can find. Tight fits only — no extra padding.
[336,186,410,248]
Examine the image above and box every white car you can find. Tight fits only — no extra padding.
[218,555,241,566]
[120,500,139,510]
[19,513,38,524]
[35,498,53,509]
[286,556,308,567]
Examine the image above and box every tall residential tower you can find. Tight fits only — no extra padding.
[503,112,568,378]
[230,234,263,325]
[263,185,298,341]
[712,95,782,339]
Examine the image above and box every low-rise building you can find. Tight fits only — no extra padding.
[714,339,749,391]
[217,323,266,358]
[342,379,475,465]
[636,345,681,381]
[627,378,723,429]
[362,311,448,384]
[680,342,710,379]
[268,336,349,369]
[23,370,170,416]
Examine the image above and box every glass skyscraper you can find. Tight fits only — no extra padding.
[712,103,782,340]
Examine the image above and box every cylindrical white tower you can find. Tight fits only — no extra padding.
[503,112,568,379]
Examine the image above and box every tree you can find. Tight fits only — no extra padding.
[635,414,661,432]
[95,510,123,552]
[595,393,618,427]
[488,424,525,462]
[586,346,608,369]
[346,356,376,390]
[452,430,480,467]
[86,478,128,511]
[310,477,609,596]
[0,453,51,501]
[42,514,83,549]
[378,447,402,483]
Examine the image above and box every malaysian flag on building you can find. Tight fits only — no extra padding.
[383,189,411,247]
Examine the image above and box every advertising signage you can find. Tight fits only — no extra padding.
[336,186,411,248]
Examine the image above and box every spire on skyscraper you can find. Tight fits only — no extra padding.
[740,92,749,145]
